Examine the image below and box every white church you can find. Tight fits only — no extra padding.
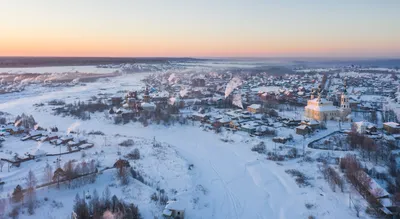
[304,83,351,121]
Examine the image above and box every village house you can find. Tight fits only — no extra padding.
[192,112,209,122]
[296,125,312,135]
[27,148,47,159]
[353,121,378,135]
[229,120,240,130]
[247,104,262,114]
[0,124,14,133]
[217,116,231,127]
[21,130,43,141]
[282,119,301,127]
[67,136,87,147]
[301,120,320,130]
[51,135,74,145]
[383,122,400,134]
[254,125,276,136]
[8,126,25,135]
[240,121,259,133]
[38,133,58,142]
[163,201,185,219]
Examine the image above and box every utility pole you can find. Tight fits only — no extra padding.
[303,134,306,160]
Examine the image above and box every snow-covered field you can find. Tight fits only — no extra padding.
[0,66,119,74]
[0,69,370,219]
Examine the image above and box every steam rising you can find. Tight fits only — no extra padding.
[224,77,242,98]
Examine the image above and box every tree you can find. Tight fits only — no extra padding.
[64,160,76,188]
[103,186,111,209]
[363,138,377,161]
[26,170,37,215]
[43,163,53,183]
[53,167,65,188]
[12,185,23,203]
[0,160,4,172]
[251,142,266,154]
[132,148,140,160]
[116,165,129,185]
[73,193,90,219]
[8,206,19,219]
[26,170,38,189]
[90,189,101,218]
[111,195,119,212]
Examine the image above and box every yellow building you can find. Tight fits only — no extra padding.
[304,84,351,121]
[247,104,261,114]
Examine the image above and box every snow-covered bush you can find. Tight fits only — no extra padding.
[130,167,145,184]
[8,206,19,219]
[305,203,314,209]
[47,99,65,106]
[251,142,266,154]
[87,130,105,136]
[285,169,311,187]
[125,148,140,160]
[119,139,134,147]
[287,148,298,158]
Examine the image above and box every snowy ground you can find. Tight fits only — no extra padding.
[0,66,120,74]
[0,70,371,219]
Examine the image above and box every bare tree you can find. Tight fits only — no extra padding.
[43,163,53,183]
[11,185,23,203]
[26,170,37,215]
[116,166,129,185]
[64,160,76,188]
[0,160,4,172]
[363,137,376,161]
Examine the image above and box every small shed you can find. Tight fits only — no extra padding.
[163,201,185,219]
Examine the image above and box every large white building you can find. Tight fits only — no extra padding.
[305,84,351,121]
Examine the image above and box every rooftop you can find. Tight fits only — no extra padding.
[165,201,185,211]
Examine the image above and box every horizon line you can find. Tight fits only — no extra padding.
[1,55,400,60]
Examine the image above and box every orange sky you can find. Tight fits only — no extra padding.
[1,1,399,58]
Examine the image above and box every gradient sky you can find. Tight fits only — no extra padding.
[1,0,399,58]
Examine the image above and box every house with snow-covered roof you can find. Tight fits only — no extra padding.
[383,122,400,134]
[162,200,185,219]
[28,148,47,159]
[296,125,312,135]
[353,121,378,134]
[247,104,262,114]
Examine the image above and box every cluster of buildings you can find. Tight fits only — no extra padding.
[0,123,92,159]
